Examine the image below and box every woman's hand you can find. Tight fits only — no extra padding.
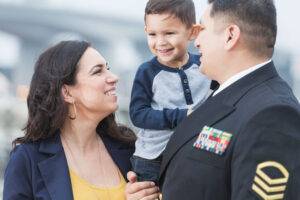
[125,171,160,200]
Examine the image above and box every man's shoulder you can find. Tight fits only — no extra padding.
[241,76,299,109]
[234,80,300,137]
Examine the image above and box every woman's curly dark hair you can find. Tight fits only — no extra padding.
[13,40,135,146]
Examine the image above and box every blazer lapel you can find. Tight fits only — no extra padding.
[38,133,73,200]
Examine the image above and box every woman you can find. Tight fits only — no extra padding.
[3,40,158,200]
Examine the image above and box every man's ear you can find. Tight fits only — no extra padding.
[224,24,240,50]
[189,24,202,40]
[61,85,74,104]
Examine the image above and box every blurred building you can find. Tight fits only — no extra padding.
[0,1,153,121]
[0,0,299,198]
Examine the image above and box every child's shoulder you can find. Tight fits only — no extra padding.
[136,57,161,75]
[138,60,153,71]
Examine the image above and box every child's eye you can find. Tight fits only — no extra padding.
[166,32,175,35]
[148,33,156,36]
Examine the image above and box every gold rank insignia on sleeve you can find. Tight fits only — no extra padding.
[252,161,289,200]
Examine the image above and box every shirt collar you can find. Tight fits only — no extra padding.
[213,59,272,96]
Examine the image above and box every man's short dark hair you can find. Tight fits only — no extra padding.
[208,0,277,57]
[145,0,196,28]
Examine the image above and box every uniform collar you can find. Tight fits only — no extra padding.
[212,61,277,106]
[214,59,272,96]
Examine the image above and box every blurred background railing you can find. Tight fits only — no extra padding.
[0,0,299,198]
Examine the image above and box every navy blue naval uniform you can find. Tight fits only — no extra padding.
[159,62,300,200]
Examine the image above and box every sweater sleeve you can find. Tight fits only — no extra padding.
[129,63,187,130]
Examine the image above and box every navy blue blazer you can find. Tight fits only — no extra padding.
[3,132,135,200]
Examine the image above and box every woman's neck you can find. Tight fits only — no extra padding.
[60,118,100,154]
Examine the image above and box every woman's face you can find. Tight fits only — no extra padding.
[69,47,119,119]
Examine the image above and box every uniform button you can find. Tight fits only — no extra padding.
[183,79,188,84]
[185,89,190,93]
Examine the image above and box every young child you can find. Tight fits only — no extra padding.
[129,0,211,184]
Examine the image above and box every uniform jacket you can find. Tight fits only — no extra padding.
[3,131,134,200]
[159,62,300,200]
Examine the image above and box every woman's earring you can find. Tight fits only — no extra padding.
[68,100,77,120]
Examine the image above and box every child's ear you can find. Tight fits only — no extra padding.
[144,26,147,34]
[189,24,201,40]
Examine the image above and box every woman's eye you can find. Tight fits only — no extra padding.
[92,69,102,75]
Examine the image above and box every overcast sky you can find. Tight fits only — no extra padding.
[0,0,299,96]
[47,0,298,56]
[1,0,300,60]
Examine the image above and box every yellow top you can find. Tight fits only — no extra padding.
[69,169,126,200]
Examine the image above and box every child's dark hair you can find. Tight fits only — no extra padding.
[145,0,196,28]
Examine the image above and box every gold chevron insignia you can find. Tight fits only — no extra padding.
[252,161,289,200]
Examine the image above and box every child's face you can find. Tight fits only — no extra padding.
[145,13,194,68]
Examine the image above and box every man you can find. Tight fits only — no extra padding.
[159,0,300,199]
